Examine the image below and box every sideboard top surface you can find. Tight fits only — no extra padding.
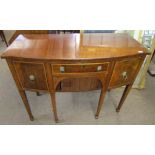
[1,33,149,60]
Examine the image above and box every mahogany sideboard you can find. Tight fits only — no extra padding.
[1,33,149,122]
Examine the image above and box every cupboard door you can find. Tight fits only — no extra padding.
[109,58,142,88]
[13,62,48,91]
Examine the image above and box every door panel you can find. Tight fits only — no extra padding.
[13,62,48,91]
[109,58,141,88]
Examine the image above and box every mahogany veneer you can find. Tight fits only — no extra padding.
[1,33,149,122]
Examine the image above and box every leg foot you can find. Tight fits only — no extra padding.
[95,114,99,119]
[55,118,59,123]
[36,92,41,96]
[30,115,34,121]
[95,89,106,118]
[116,108,120,112]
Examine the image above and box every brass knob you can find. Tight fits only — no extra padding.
[122,71,128,80]
[29,75,35,81]
[97,65,102,71]
[60,66,65,73]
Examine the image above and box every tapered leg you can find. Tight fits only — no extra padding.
[19,90,34,121]
[50,92,58,123]
[95,89,107,119]
[116,84,132,112]
[6,60,33,121]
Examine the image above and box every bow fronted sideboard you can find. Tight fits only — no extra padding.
[1,33,149,122]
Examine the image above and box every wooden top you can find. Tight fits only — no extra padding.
[1,33,149,60]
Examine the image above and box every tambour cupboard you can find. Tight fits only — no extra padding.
[1,33,149,122]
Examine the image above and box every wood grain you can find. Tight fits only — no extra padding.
[13,62,48,90]
[109,57,143,88]
[1,33,149,122]
[1,33,149,60]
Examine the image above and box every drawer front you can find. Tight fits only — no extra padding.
[52,63,109,74]
[13,62,48,90]
[109,58,142,88]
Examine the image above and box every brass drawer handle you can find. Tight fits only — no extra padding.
[60,66,65,73]
[97,65,102,71]
[122,71,128,80]
[29,74,35,81]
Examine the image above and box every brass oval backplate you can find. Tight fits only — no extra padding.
[122,71,128,80]
[97,65,102,71]
[60,66,65,73]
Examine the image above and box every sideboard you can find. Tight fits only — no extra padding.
[1,33,149,122]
